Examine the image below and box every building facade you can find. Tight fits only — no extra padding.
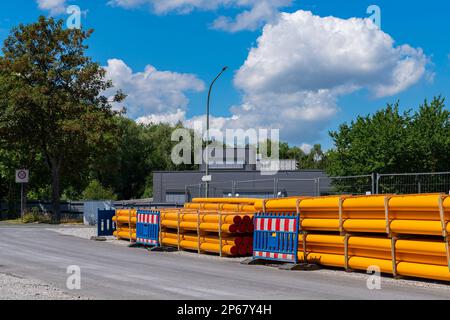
[153,169,331,204]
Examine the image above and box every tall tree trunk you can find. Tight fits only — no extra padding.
[7,181,17,219]
[51,160,61,224]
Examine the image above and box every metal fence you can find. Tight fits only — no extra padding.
[209,181,235,198]
[277,178,318,197]
[185,171,450,200]
[185,183,204,202]
[376,172,450,195]
[6,171,450,219]
[319,174,375,196]
[185,181,235,201]
[233,179,278,199]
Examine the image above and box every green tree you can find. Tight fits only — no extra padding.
[299,144,328,170]
[82,180,117,201]
[0,17,124,222]
[327,97,450,177]
[88,118,197,200]
[89,117,150,200]
[285,146,305,164]
[406,97,450,172]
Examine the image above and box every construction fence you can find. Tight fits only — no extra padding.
[185,172,450,200]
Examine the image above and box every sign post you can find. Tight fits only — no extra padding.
[15,169,29,220]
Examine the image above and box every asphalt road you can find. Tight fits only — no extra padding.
[1,225,450,300]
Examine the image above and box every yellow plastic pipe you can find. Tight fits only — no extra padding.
[192,198,258,205]
[160,238,239,256]
[161,220,237,233]
[389,194,441,211]
[184,203,256,212]
[297,218,450,235]
[297,252,450,282]
[113,216,137,224]
[303,235,447,256]
[116,209,137,217]
[390,220,450,236]
[302,245,448,266]
[298,234,449,266]
[254,198,305,211]
[255,194,450,221]
[113,230,136,241]
[160,212,246,224]
[255,196,345,212]
[161,232,247,246]
[301,219,340,231]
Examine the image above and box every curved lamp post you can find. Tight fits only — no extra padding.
[205,66,228,198]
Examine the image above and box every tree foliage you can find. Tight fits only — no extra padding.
[279,142,328,170]
[327,97,450,176]
[0,16,124,222]
[81,180,117,201]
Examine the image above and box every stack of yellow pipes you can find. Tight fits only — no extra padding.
[160,198,258,256]
[256,194,450,282]
[112,209,137,241]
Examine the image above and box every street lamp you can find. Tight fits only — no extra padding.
[205,66,228,198]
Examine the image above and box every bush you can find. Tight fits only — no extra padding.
[82,180,117,201]
[22,207,51,224]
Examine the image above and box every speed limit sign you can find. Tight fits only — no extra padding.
[16,169,29,183]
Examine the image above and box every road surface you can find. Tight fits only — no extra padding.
[1,225,449,300]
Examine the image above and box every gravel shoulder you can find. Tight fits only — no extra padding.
[0,273,87,300]
[48,226,130,246]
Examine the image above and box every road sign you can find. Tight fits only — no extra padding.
[202,175,212,182]
[15,169,29,183]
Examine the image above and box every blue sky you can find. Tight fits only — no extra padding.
[0,0,449,151]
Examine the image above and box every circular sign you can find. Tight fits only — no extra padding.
[16,169,29,183]
[17,170,27,180]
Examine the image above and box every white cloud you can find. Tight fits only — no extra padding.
[137,109,186,126]
[212,0,292,32]
[300,144,313,154]
[234,11,429,98]
[104,59,205,119]
[109,0,223,13]
[106,10,430,147]
[36,0,67,15]
[226,10,430,143]
[108,0,292,32]
[184,114,235,132]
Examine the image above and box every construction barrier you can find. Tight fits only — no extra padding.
[136,209,160,247]
[97,209,116,236]
[253,212,299,263]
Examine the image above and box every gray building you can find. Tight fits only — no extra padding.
[153,169,331,204]
[153,146,332,204]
